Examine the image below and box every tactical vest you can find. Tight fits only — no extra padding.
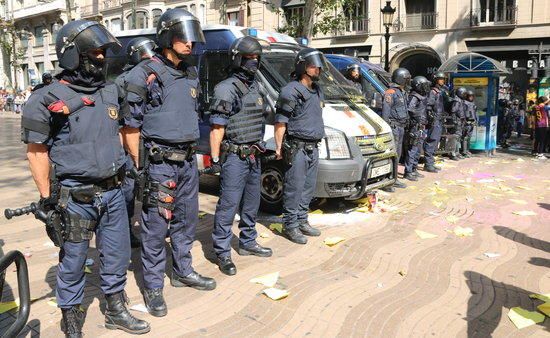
[451,98,465,119]
[285,82,325,141]
[464,101,477,121]
[46,82,125,181]
[430,87,445,119]
[140,60,200,144]
[387,86,409,124]
[224,78,264,144]
[409,92,428,125]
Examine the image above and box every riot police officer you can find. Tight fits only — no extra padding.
[122,8,216,318]
[21,20,150,337]
[449,87,467,160]
[461,89,477,157]
[115,37,157,248]
[274,48,325,245]
[32,72,53,91]
[206,36,273,275]
[381,68,411,190]
[423,72,447,172]
[404,76,429,181]
[344,63,364,95]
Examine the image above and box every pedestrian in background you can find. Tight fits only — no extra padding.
[14,91,24,114]
[527,100,536,140]
[533,96,549,159]
[516,103,525,137]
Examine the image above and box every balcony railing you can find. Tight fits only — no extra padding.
[333,17,369,36]
[470,6,517,26]
[403,12,437,31]
[80,4,102,17]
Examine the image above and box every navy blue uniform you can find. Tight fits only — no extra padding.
[210,75,265,258]
[450,97,465,155]
[275,80,324,230]
[126,55,200,289]
[405,91,428,174]
[462,100,477,153]
[423,85,446,167]
[21,78,130,309]
[381,84,409,160]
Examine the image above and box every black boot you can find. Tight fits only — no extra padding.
[393,180,407,188]
[380,185,395,192]
[61,306,84,338]
[237,244,273,257]
[171,271,217,290]
[403,172,418,181]
[282,227,307,244]
[424,165,438,173]
[412,170,424,178]
[105,291,151,334]
[298,222,321,237]
[217,256,237,275]
[143,288,167,317]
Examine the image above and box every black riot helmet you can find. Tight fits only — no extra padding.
[294,48,325,80]
[466,89,474,101]
[55,20,121,71]
[229,36,262,75]
[432,71,446,81]
[455,86,467,99]
[391,68,411,88]
[127,37,157,65]
[411,76,429,95]
[346,63,361,75]
[42,72,53,84]
[156,8,205,49]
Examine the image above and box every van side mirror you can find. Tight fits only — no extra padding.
[372,92,383,109]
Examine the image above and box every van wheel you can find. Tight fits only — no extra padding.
[260,160,284,214]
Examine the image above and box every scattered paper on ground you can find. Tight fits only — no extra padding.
[516,186,533,191]
[0,300,19,313]
[507,307,545,329]
[484,252,501,258]
[512,210,537,216]
[259,232,270,238]
[509,199,528,205]
[477,179,495,183]
[263,288,289,300]
[269,223,283,233]
[530,293,550,303]
[466,197,474,202]
[415,230,438,239]
[84,266,92,274]
[324,237,345,247]
[130,304,149,313]
[446,215,460,224]
[43,241,55,248]
[432,200,443,208]
[398,270,406,276]
[537,303,550,317]
[451,226,474,237]
[515,158,525,162]
[309,209,323,214]
[250,272,280,288]
[47,298,57,307]
[355,206,372,213]
[459,184,473,189]
[429,211,440,216]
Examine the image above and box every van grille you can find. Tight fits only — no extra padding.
[355,133,393,157]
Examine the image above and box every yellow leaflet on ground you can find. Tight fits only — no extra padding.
[432,200,443,208]
[259,232,270,238]
[490,193,504,198]
[512,210,537,216]
[466,197,474,202]
[452,226,474,237]
[516,186,533,191]
[47,298,57,307]
[198,211,207,219]
[529,293,550,303]
[398,270,406,276]
[269,223,283,233]
[262,288,289,300]
[459,184,473,189]
[352,197,371,204]
[309,209,323,214]
[84,266,92,274]
[538,303,550,317]
[324,237,345,247]
[446,215,460,224]
[477,179,494,183]
[446,180,457,186]
[504,175,523,181]
[486,185,500,191]
[509,199,528,205]
[355,206,372,213]
[431,186,448,194]
[250,272,279,288]
[415,229,438,239]
[0,300,19,314]
[543,180,550,183]
[507,307,545,329]
[408,185,418,190]
[515,158,525,162]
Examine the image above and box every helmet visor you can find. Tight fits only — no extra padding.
[165,19,205,44]
[74,23,121,54]
[132,41,156,59]
[303,51,325,69]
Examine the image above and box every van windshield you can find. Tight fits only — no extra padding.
[364,67,389,91]
[261,52,359,101]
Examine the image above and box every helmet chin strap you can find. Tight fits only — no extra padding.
[81,55,105,79]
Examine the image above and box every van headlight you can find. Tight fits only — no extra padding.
[320,127,351,159]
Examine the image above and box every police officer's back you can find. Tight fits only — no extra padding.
[274,48,325,245]
[423,71,447,172]
[21,19,150,337]
[404,76,429,181]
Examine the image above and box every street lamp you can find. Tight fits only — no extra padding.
[381,0,395,72]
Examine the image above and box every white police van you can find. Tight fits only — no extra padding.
[110,25,397,212]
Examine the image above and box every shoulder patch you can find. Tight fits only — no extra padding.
[386,89,396,94]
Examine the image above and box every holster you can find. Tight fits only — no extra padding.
[44,210,65,247]
[148,143,197,164]
[143,179,176,220]
[222,140,266,161]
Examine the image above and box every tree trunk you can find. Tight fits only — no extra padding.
[300,0,316,39]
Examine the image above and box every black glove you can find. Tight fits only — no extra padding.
[201,158,221,175]
[38,196,57,213]
[127,166,143,180]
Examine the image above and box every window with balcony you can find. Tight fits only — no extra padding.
[152,9,162,27]
[127,11,148,29]
[111,18,121,32]
[36,62,44,79]
[284,6,304,29]
[19,32,28,49]
[227,11,240,26]
[341,0,368,33]
[471,0,516,26]
[190,4,196,16]
[34,25,44,47]
[51,21,62,45]
[404,0,437,31]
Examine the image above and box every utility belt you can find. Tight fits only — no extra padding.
[222,141,265,161]
[282,135,320,166]
[389,120,407,129]
[148,142,197,163]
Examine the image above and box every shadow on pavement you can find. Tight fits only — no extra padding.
[464,271,549,337]
[537,203,550,211]
[493,226,550,253]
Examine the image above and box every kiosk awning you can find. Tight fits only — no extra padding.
[438,52,510,74]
